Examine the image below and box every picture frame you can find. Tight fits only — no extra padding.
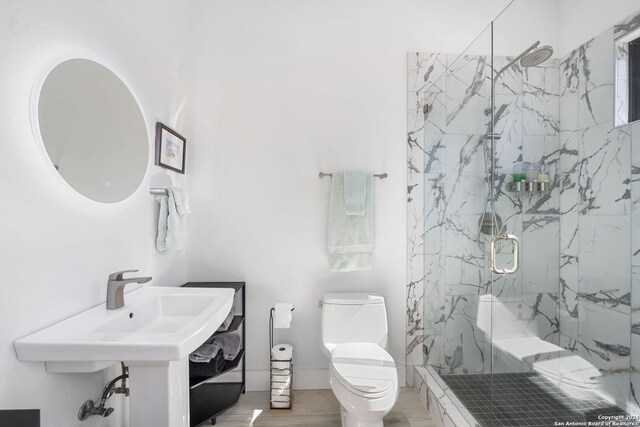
[155,122,186,174]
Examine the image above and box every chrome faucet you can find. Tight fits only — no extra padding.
[106,270,152,310]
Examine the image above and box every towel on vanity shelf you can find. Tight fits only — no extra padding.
[155,187,191,252]
[206,333,242,361]
[189,349,227,377]
[343,170,367,215]
[189,342,222,363]
[328,172,374,272]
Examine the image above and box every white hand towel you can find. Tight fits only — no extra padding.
[165,188,187,249]
[343,170,367,215]
[155,187,191,252]
[328,172,374,272]
[169,186,191,216]
[155,195,169,252]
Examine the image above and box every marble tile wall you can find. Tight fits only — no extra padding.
[557,17,640,409]
[407,51,561,377]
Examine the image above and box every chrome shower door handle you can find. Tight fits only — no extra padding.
[489,234,520,275]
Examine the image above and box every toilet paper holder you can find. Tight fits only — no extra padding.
[269,306,294,411]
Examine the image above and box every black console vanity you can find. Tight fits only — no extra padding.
[181,282,246,426]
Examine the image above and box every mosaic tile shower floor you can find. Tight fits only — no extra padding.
[440,372,635,427]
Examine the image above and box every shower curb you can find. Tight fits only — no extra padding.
[413,366,478,427]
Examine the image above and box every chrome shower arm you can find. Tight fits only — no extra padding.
[493,41,540,81]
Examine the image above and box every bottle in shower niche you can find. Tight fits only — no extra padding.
[538,164,550,183]
[512,162,527,182]
[526,163,540,182]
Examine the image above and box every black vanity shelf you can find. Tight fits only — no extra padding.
[181,282,246,427]
[189,349,245,388]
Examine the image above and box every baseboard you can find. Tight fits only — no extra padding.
[406,364,415,387]
[397,366,407,387]
[215,367,407,392]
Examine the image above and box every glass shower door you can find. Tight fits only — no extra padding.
[420,20,497,426]
[485,4,568,423]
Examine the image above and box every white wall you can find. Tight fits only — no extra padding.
[0,1,190,426]
[185,0,512,390]
[559,0,640,54]
[492,0,559,57]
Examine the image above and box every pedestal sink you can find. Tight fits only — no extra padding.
[15,286,235,427]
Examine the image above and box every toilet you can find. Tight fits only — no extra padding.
[321,292,399,427]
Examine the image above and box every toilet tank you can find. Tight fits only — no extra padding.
[321,292,388,356]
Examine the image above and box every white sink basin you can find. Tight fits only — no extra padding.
[15,286,235,365]
[95,293,219,334]
[15,284,236,427]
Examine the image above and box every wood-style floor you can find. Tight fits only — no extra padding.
[212,388,435,427]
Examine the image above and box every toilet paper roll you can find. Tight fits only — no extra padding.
[273,303,293,328]
[271,375,291,383]
[271,361,290,369]
[271,344,293,361]
[272,385,291,394]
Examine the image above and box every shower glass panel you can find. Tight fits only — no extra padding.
[421,21,494,426]
[421,0,639,425]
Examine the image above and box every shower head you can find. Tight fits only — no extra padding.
[494,41,554,81]
[519,45,554,68]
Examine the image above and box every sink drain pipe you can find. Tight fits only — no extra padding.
[78,362,129,421]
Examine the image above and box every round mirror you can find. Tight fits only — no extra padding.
[37,59,148,203]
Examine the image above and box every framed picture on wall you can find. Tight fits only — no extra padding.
[155,123,186,174]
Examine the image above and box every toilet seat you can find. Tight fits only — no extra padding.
[330,343,397,398]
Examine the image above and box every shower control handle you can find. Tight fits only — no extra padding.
[490,234,520,275]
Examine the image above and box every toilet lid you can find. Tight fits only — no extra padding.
[331,343,397,396]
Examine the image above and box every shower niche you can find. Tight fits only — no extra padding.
[505,180,551,194]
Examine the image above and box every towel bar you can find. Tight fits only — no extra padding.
[149,188,168,195]
[318,172,388,179]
